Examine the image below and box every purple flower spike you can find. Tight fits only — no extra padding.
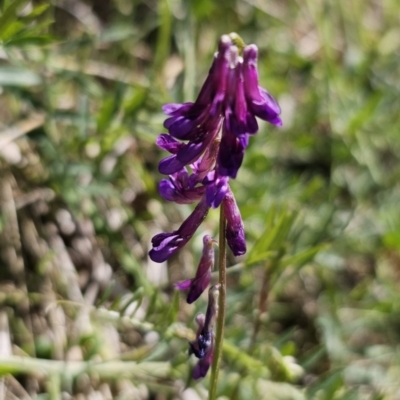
[151,35,282,265]
[175,235,217,304]
[243,44,282,127]
[223,189,246,256]
[149,197,209,263]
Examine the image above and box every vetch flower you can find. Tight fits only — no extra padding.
[223,188,246,256]
[189,285,220,379]
[158,122,220,175]
[193,342,214,379]
[159,168,206,204]
[175,235,217,304]
[204,171,229,209]
[149,197,209,263]
[243,44,282,127]
[162,36,231,141]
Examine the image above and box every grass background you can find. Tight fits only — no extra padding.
[1,0,400,399]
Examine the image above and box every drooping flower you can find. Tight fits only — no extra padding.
[223,188,246,256]
[242,44,282,126]
[189,285,220,379]
[193,341,214,379]
[149,197,209,263]
[175,235,217,304]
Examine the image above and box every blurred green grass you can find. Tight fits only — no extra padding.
[0,0,400,399]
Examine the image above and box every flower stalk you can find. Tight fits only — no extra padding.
[209,205,227,400]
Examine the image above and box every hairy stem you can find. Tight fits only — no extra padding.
[209,206,227,400]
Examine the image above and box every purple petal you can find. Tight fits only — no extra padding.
[187,269,211,304]
[179,196,209,238]
[176,141,206,165]
[223,189,246,256]
[243,44,282,127]
[187,236,215,301]
[162,102,193,116]
[175,279,193,291]
[227,61,259,136]
[217,127,246,179]
[149,233,182,263]
[191,139,219,181]
[249,88,282,126]
[158,154,185,175]
[193,344,214,379]
[158,178,205,204]
[156,134,184,154]
[149,197,209,263]
[209,35,232,114]
[166,116,198,139]
[204,172,229,208]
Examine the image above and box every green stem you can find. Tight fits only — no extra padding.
[209,206,227,400]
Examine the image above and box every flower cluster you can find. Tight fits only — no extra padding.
[149,34,281,264]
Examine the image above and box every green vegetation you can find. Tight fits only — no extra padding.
[0,0,399,399]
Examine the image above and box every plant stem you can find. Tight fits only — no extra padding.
[209,205,227,400]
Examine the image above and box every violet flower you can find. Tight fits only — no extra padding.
[175,235,217,304]
[243,45,282,126]
[159,168,206,204]
[149,197,209,263]
[189,285,220,379]
[223,188,246,256]
[193,342,214,379]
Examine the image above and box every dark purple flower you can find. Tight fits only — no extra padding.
[149,197,209,263]
[162,36,232,141]
[158,123,220,175]
[223,53,258,137]
[217,125,247,179]
[189,285,219,379]
[189,138,220,184]
[193,342,214,379]
[159,169,205,204]
[243,44,282,126]
[204,171,229,208]
[175,235,217,304]
[223,189,246,256]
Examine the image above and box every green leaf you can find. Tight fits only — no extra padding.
[24,3,50,19]
[0,0,29,39]
[279,244,327,270]
[5,35,55,47]
[247,207,298,265]
[0,67,42,87]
